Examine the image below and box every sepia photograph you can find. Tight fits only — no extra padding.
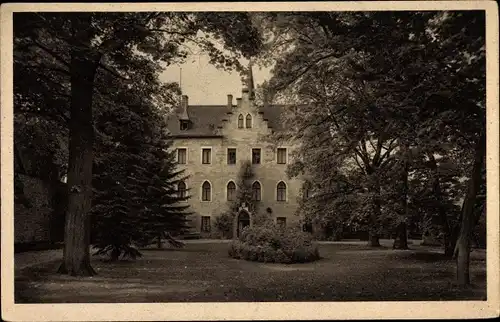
[1,1,498,321]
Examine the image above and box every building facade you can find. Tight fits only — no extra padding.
[166,69,304,237]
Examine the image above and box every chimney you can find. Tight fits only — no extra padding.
[181,95,188,109]
[242,88,249,102]
[227,94,233,108]
[179,95,190,121]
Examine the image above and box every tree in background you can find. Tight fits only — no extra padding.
[256,11,485,285]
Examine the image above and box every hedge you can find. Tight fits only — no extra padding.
[228,225,320,263]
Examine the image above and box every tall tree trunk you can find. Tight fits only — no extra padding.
[454,130,486,286]
[58,16,100,276]
[394,144,410,250]
[368,232,380,247]
[393,222,408,249]
[157,232,163,249]
[427,153,454,257]
[368,172,381,247]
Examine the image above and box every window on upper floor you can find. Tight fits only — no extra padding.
[252,181,261,201]
[227,181,236,201]
[238,114,244,128]
[202,148,211,164]
[277,181,287,201]
[177,148,187,164]
[277,148,287,164]
[227,148,237,165]
[202,181,211,201]
[252,148,261,164]
[180,120,189,131]
[178,181,187,199]
[245,114,252,128]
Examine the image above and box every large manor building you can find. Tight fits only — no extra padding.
[166,67,305,237]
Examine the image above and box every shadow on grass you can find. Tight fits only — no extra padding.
[94,258,140,264]
[15,242,487,303]
[409,252,453,262]
[393,250,486,263]
[139,247,199,252]
[333,244,392,252]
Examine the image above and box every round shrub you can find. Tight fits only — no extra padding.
[228,224,320,263]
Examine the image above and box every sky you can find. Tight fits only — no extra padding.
[160,53,272,105]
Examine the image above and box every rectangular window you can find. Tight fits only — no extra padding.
[202,148,211,164]
[277,217,287,229]
[303,222,313,233]
[201,216,211,232]
[177,148,187,164]
[277,148,287,164]
[252,148,261,164]
[227,148,237,164]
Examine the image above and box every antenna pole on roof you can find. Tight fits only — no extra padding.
[179,67,182,94]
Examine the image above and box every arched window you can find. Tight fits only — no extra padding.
[238,114,244,128]
[227,181,236,201]
[202,181,211,201]
[245,114,252,128]
[277,181,286,201]
[252,181,261,201]
[178,181,187,198]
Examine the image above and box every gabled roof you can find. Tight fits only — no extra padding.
[166,105,229,137]
[166,104,289,138]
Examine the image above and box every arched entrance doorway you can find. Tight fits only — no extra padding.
[237,210,250,237]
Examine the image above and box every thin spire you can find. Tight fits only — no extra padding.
[248,60,255,100]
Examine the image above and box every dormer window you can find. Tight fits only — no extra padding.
[180,120,189,131]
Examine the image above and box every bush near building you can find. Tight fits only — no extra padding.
[214,212,234,239]
[228,224,320,263]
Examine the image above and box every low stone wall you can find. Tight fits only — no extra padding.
[14,174,66,244]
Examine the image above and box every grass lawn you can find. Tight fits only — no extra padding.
[15,242,486,303]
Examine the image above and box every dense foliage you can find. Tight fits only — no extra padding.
[230,160,258,211]
[92,125,191,259]
[228,225,320,263]
[214,211,234,239]
[254,11,485,284]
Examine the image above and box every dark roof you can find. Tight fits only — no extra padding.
[166,105,229,137]
[166,104,289,138]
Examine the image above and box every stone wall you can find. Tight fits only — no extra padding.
[14,174,53,243]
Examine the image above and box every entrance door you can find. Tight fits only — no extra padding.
[237,211,250,237]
